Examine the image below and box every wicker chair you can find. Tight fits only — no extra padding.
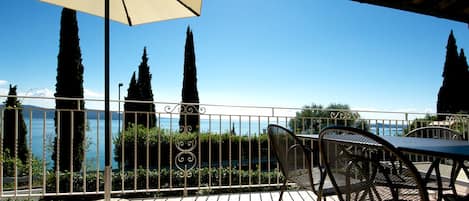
[319,126,429,201]
[406,126,466,200]
[268,124,374,201]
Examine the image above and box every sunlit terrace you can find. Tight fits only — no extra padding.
[3,0,469,200]
[1,96,469,200]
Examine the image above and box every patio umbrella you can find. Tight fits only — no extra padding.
[39,0,202,199]
[40,0,202,26]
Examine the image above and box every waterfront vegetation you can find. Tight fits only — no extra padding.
[43,167,280,194]
[114,124,272,170]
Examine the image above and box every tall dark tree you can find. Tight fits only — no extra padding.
[459,49,468,73]
[124,72,140,127]
[459,49,469,112]
[441,31,460,78]
[289,103,365,133]
[52,8,86,173]
[3,85,28,164]
[136,47,156,128]
[437,31,469,116]
[179,26,200,133]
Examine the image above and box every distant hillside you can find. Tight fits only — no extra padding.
[0,104,54,119]
[0,105,120,120]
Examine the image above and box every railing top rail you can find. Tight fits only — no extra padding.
[2,95,469,119]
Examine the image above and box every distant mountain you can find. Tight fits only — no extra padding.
[0,104,54,119]
[0,105,120,120]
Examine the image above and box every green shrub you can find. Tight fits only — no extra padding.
[44,167,282,195]
[114,125,272,171]
[2,151,44,190]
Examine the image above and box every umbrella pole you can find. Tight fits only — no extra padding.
[104,0,111,200]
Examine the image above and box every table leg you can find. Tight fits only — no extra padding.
[423,159,443,201]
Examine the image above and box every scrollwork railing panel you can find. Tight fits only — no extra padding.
[330,111,360,120]
[164,103,206,115]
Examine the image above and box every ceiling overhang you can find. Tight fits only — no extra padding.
[352,0,469,24]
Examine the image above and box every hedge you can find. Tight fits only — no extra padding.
[45,167,283,195]
[113,125,278,171]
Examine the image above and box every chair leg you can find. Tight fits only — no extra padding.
[317,166,328,201]
[279,179,287,201]
[434,161,443,201]
[450,160,469,196]
[450,162,462,195]
[423,160,443,201]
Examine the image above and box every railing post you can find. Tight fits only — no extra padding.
[0,109,3,197]
[104,0,111,200]
[183,165,188,197]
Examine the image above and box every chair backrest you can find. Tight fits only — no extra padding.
[406,126,463,140]
[267,124,315,191]
[319,126,429,201]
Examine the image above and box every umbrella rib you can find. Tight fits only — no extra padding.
[177,0,201,16]
[121,0,133,26]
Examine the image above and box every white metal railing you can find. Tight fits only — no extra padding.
[1,95,469,199]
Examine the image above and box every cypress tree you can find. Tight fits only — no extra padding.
[136,47,156,128]
[3,85,28,164]
[437,31,465,116]
[52,8,86,173]
[124,72,140,127]
[459,49,468,72]
[179,26,200,133]
[459,49,469,112]
[442,31,460,79]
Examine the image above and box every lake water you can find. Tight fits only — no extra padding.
[21,117,404,170]
[23,117,273,170]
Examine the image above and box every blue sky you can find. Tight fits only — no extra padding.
[1,0,469,113]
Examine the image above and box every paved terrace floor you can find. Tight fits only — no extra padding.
[121,164,469,201]
[111,188,467,201]
[132,191,316,201]
[9,183,469,201]
[110,191,339,201]
[6,164,469,201]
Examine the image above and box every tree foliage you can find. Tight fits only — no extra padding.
[289,103,366,133]
[404,114,438,134]
[124,72,139,127]
[179,26,200,133]
[2,85,28,164]
[114,125,271,171]
[437,31,469,117]
[52,8,86,173]
[137,47,156,128]
[123,47,157,128]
